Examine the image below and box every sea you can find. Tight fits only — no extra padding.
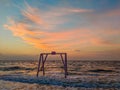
[0,60,120,90]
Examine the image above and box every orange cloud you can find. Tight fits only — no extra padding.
[4,19,36,37]
[4,3,120,52]
[4,17,120,50]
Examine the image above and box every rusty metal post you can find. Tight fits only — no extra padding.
[40,54,48,71]
[41,54,45,76]
[37,54,42,77]
[60,54,65,65]
[64,53,68,78]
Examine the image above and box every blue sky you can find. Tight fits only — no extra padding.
[0,0,120,60]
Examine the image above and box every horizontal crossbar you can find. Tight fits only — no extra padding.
[41,53,67,55]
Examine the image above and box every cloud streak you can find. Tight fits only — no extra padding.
[4,2,120,53]
[4,3,93,49]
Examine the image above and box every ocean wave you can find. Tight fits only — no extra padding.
[0,66,35,71]
[0,75,120,88]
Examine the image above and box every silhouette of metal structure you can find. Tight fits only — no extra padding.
[36,51,68,78]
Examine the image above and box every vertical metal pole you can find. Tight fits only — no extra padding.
[44,54,48,63]
[40,54,48,71]
[64,53,68,78]
[42,54,45,76]
[37,54,42,77]
[60,54,65,65]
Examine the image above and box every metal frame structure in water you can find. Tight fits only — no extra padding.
[36,51,68,78]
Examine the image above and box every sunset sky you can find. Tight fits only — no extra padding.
[0,0,120,60]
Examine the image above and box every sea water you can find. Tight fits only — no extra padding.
[0,60,120,90]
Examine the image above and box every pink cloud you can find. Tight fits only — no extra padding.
[103,8,120,17]
[4,17,120,50]
[4,3,120,52]
[4,19,36,37]
[46,7,93,16]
